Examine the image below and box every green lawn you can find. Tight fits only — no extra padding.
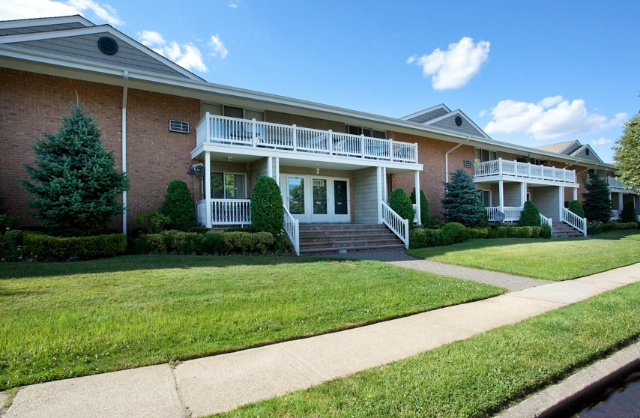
[407,229,640,280]
[218,281,640,417]
[0,255,503,390]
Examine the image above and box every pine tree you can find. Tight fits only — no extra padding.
[21,104,129,236]
[442,169,485,227]
[582,172,612,223]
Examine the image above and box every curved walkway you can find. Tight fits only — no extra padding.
[2,260,639,417]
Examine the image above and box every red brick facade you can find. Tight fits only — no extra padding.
[0,68,199,231]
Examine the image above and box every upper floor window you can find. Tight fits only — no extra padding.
[347,125,386,139]
[474,149,497,163]
[201,103,264,121]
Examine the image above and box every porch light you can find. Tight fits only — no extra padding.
[316,164,320,175]
[227,156,233,162]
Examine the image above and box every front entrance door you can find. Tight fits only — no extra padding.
[283,175,350,223]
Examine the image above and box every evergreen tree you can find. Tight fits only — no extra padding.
[620,201,637,223]
[613,112,640,189]
[519,201,541,226]
[442,169,485,227]
[582,172,612,223]
[161,180,197,231]
[251,176,284,236]
[410,188,430,225]
[389,188,415,222]
[21,104,129,236]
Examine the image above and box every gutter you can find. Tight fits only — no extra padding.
[122,70,128,235]
[445,136,472,183]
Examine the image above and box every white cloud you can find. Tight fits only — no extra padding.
[0,0,122,25]
[208,35,228,59]
[228,0,240,8]
[408,37,490,90]
[138,30,208,73]
[484,96,627,140]
[592,137,613,146]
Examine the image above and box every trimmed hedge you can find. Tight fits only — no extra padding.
[133,230,276,255]
[588,221,638,235]
[22,232,126,261]
[409,223,551,249]
[441,222,469,245]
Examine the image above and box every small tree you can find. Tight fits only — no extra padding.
[161,180,197,231]
[613,112,640,189]
[566,200,585,219]
[519,201,541,226]
[389,188,415,222]
[582,172,612,223]
[21,104,129,236]
[621,201,637,223]
[410,188,430,225]
[442,169,485,227]
[251,176,284,236]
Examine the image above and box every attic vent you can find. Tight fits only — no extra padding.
[169,120,190,134]
[97,37,118,55]
[455,116,463,127]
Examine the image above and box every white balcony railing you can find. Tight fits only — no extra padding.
[196,114,418,164]
[607,176,629,190]
[475,159,576,184]
[196,199,252,227]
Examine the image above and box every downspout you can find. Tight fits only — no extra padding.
[122,70,129,235]
[445,136,471,183]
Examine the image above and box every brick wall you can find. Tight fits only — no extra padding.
[388,131,474,219]
[0,68,200,232]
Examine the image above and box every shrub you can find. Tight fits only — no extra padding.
[161,180,197,231]
[467,227,489,239]
[442,169,485,227]
[602,222,617,232]
[202,231,226,254]
[23,232,126,261]
[409,228,443,249]
[2,230,24,261]
[251,176,284,236]
[531,226,542,238]
[518,226,533,238]
[519,201,541,226]
[0,214,18,232]
[441,222,469,245]
[614,222,637,230]
[389,188,415,223]
[540,224,552,239]
[566,200,585,219]
[410,188,430,225]
[254,232,275,255]
[621,201,637,223]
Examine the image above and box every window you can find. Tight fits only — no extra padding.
[208,172,246,199]
[474,149,497,163]
[347,125,386,139]
[200,103,264,121]
[477,190,491,207]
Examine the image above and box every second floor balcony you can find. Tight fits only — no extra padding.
[474,158,577,184]
[195,114,418,164]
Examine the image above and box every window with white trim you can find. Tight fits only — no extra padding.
[347,125,386,139]
[474,149,497,163]
[207,172,247,199]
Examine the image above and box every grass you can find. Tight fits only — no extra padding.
[407,229,640,280]
[0,255,503,390]
[217,281,640,417]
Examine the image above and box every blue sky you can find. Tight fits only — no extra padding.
[2,0,639,163]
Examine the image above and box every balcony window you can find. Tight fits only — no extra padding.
[208,172,247,199]
[475,149,497,163]
[347,125,386,139]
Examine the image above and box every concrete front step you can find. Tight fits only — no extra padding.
[298,223,404,255]
[552,223,584,238]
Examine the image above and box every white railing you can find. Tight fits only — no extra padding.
[475,158,576,184]
[196,114,418,164]
[611,209,620,221]
[381,201,409,248]
[540,213,552,228]
[607,176,627,190]
[283,205,300,256]
[211,199,251,226]
[485,206,522,222]
[561,207,587,237]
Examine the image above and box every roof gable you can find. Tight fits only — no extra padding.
[423,109,490,139]
[402,104,451,124]
[0,18,202,81]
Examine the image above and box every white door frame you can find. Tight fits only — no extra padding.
[282,174,350,223]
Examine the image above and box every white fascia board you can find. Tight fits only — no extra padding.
[0,15,93,29]
[0,44,615,171]
[401,103,451,121]
[0,25,202,81]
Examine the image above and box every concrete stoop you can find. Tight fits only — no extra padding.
[299,223,405,255]
[552,222,585,238]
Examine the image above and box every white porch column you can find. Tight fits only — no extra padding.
[205,151,212,228]
[382,167,388,202]
[520,182,527,206]
[414,170,421,225]
[267,156,273,179]
[619,193,624,214]
[498,180,504,211]
[558,186,564,221]
[377,167,383,223]
[572,188,577,201]
[275,157,280,187]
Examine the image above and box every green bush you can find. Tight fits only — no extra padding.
[467,227,489,239]
[0,214,18,231]
[441,222,469,245]
[161,180,197,231]
[409,228,443,249]
[2,230,24,261]
[566,200,585,219]
[602,222,617,232]
[519,201,541,226]
[251,176,284,236]
[621,201,637,223]
[614,222,638,230]
[531,226,542,238]
[389,188,415,223]
[540,224,552,239]
[410,188,430,226]
[202,231,226,255]
[23,232,126,261]
[517,226,533,238]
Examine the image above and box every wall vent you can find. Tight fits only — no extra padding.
[169,120,190,134]
[463,159,472,168]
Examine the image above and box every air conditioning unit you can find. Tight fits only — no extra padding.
[463,159,472,168]
[169,120,190,134]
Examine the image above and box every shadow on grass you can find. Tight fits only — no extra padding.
[0,254,345,280]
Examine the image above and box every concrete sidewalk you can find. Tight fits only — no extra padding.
[2,262,640,417]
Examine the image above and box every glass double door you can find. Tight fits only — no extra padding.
[284,175,349,223]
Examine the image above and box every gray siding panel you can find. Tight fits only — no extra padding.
[503,183,522,207]
[533,186,561,221]
[8,32,188,78]
[353,168,378,224]
[407,108,449,124]
[0,23,87,36]
[430,115,484,137]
